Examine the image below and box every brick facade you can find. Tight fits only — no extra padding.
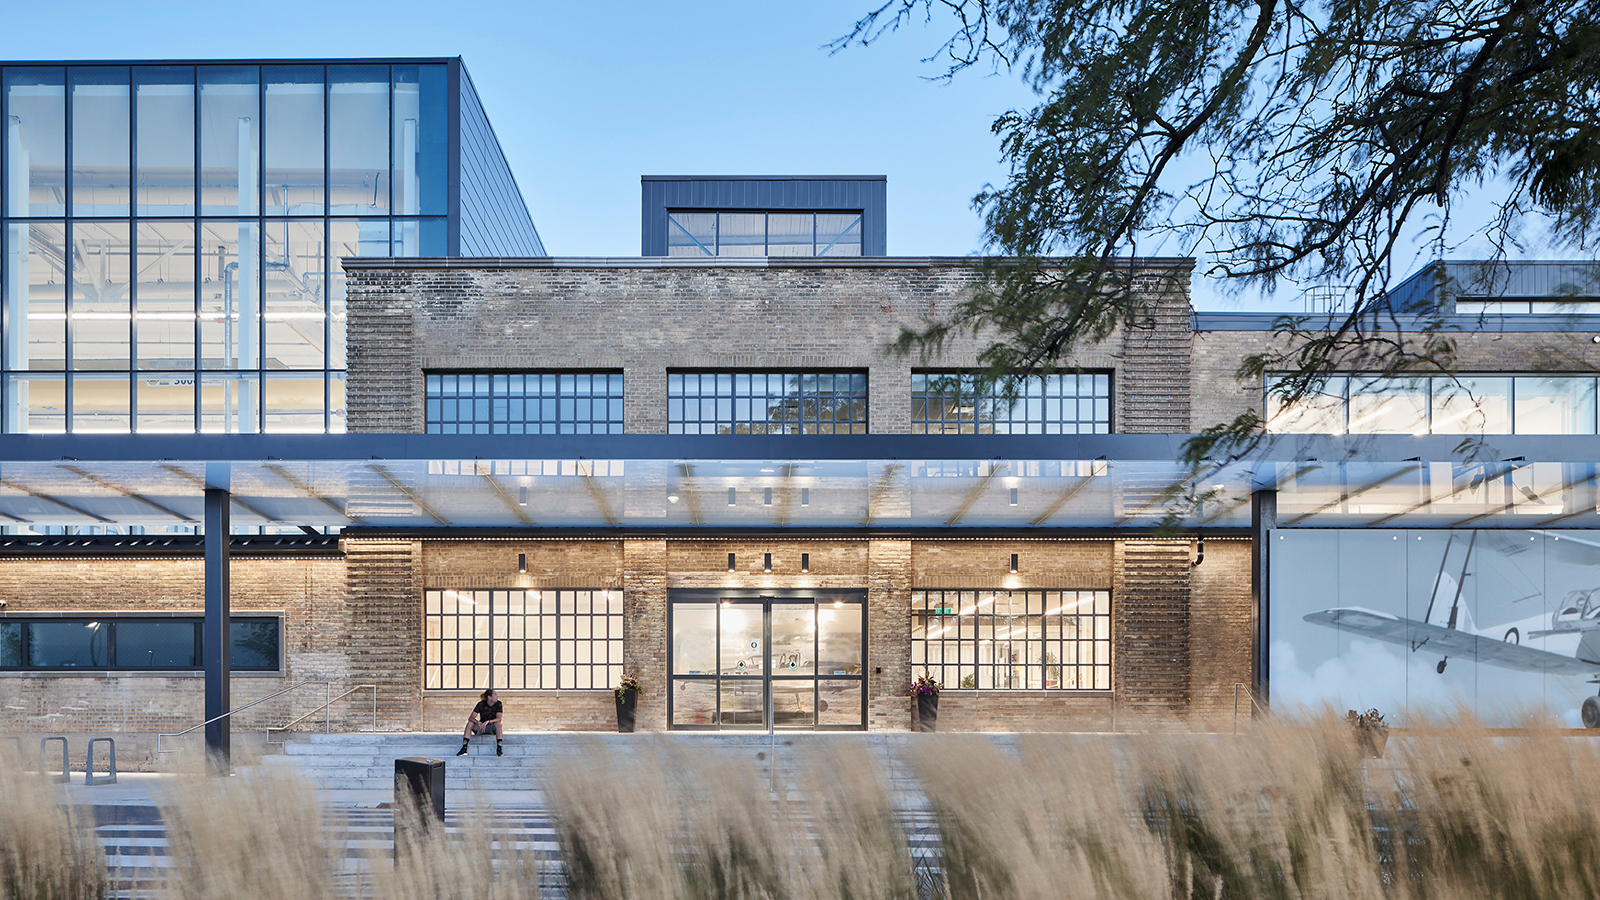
[4,256,1281,756]
[343,258,1196,436]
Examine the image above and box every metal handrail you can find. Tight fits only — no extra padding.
[157,680,330,754]
[265,683,377,744]
[1233,682,1269,735]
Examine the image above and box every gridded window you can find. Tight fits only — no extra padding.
[1266,374,1600,435]
[912,372,1112,434]
[666,211,862,257]
[423,589,622,691]
[426,372,624,435]
[0,616,279,671]
[911,590,1111,690]
[667,371,868,434]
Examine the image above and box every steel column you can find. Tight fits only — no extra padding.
[1251,489,1276,706]
[204,486,231,772]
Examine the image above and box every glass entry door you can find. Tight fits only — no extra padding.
[669,593,865,730]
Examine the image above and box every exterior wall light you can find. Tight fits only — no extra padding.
[801,553,810,573]
[1009,487,1018,506]
[763,487,772,506]
[518,485,529,506]
[728,552,736,572]
[763,553,772,573]
[517,553,527,574]
[800,487,810,506]
[1010,553,1019,574]
[728,487,737,506]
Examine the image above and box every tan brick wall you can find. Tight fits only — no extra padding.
[0,554,349,770]
[1188,538,1255,728]
[0,535,1255,745]
[345,258,1195,436]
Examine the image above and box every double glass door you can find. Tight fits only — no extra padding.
[669,593,865,730]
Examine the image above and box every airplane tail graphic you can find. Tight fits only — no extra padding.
[1424,533,1477,633]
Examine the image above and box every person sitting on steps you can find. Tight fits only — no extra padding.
[457,688,504,756]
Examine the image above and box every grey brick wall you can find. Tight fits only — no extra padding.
[345,258,1195,435]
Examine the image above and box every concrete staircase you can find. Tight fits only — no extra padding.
[252,731,939,796]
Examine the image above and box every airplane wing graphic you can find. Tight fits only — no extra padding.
[1303,607,1600,675]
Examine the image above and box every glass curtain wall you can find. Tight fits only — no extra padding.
[1,62,451,434]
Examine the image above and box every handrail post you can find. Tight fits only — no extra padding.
[325,682,330,734]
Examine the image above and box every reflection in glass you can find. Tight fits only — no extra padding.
[230,618,280,670]
[70,67,130,216]
[71,373,130,432]
[393,64,447,216]
[392,217,447,256]
[4,374,64,432]
[1431,376,1512,434]
[818,603,863,673]
[767,213,812,256]
[135,67,195,215]
[667,212,714,256]
[198,220,259,430]
[719,679,764,725]
[137,372,195,432]
[134,222,197,369]
[265,372,324,432]
[671,678,716,726]
[4,68,65,217]
[70,221,131,370]
[198,67,259,216]
[1348,376,1428,434]
[716,213,764,256]
[264,66,324,216]
[771,605,816,674]
[1266,375,1347,433]
[818,679,862,726]
[0,622,19,667]
[199,371,258,433]
[117,621,197,668]
[14,222,67,373]
[262,219,326,369]
[329,371,346,433]
[28,621,107,667]
[1514,377,1597,434]
[816,213,862,256]
[328,219,391,369]
[719,604,764,675]
[329,66,389,214]
[772,679,815,726]
[673,603,717,675]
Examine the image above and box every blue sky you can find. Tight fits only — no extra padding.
[1,0,1583,311]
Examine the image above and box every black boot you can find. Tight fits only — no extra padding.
[456,741,468,756]
[496,742,503,757]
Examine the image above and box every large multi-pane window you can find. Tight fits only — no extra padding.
[423,589,622,691]
[911,590,1111,690]
[668,371,868,434]
[1266,374,1600,435]
[426,372,624,434]
[666,211,862,257]
[1,63,455,434]
[0,615,280,671]
[912,371,1112,434]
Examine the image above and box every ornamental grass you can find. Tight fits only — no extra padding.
[5,711,1600,899]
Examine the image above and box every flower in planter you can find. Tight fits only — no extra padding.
[907,674,942,697]
[615,672,644,702]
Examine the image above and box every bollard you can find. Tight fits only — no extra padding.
[40,736,69,783]
[86,737,117,785]
[393,757,446,856]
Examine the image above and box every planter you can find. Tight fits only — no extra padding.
[615,688,638,733]
[916,693,939,733]
[1355,727,1389,759]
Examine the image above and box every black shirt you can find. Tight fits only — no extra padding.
[473,699,502,722]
